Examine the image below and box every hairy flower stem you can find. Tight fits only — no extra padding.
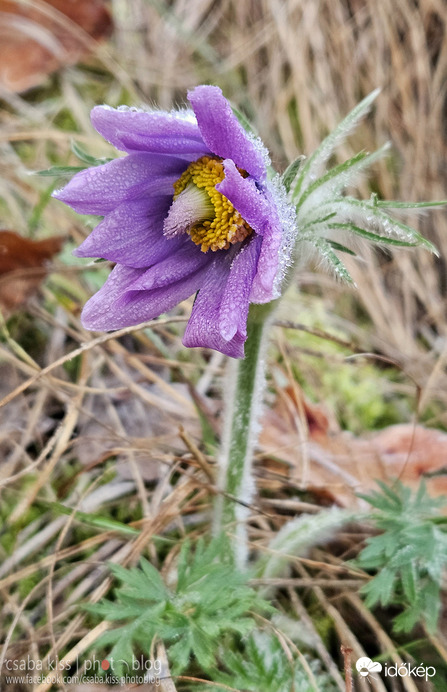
[214,302,276,569]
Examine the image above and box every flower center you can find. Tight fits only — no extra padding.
[163,156,253,252]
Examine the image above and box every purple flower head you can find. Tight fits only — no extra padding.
[53,85,294,358]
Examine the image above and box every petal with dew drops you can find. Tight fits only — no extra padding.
[219,235,261,341]
[217,159,282,304]
[53,153,185,215]
[249,215,282,303]
[130,242,212,291]
[73,196,185,268]
[91,106,211,158]
[188,85,267,181]
[81,262,209,331]
[216,159,270,234]
[183,240,260,358]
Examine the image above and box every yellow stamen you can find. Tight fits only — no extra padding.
[173,156,252,252]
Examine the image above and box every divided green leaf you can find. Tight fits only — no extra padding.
[282,90,442,283]
[85,536,272,675]
[203,631,339,692]
[355,481,447,633]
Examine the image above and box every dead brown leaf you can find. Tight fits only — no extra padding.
[0,230,64,315]
[260,386,447,509]
[0,0,112,92]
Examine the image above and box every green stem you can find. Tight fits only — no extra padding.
[214,302,276,568]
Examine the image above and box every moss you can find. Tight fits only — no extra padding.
[319,363,407,433]
[276,293,411,433]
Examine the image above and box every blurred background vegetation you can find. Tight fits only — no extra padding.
[1,1,447,691]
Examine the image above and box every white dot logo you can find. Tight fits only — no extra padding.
[356,657,383,678]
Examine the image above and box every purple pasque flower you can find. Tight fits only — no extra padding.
[54,85,292,358]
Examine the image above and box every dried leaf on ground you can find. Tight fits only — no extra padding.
[260,386,447,509]
[0,0,112,92]
[0,230,64,316]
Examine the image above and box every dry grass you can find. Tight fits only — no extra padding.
[1,0,447,690]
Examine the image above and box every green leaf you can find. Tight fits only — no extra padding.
[357,533,394,565]
[356,481,447,633]
[85,537,273,677]
[107,562,147,591]
[423,580,442,633]
[139,557,169,600]
[326,240,357,255]
[300,212,337,232]
[393,605,422,633]
[168,635,192,674]
[190,625,216,669]
[34,165,87,177]
[327,198,439,255]
[401,561,417,602]
[203,631,340,692]
[359,481,404,511]
[71,140,113,166]
[376,199,447,210]
[328,221,427,248]
[389,545,417,569]
[362,567,396,607]
[292,88,381,199]
[84,601,144,621]
[314,238,355,284]
[45,501,140,536]
[109,635,135,677]
[294,149,368,205]
[282,156,306,193]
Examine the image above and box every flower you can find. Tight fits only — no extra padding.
[53,85,294,357]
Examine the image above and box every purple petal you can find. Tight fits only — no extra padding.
[219,235,262,341]
[129,243,212,290]
[183,238,261,357]
[74,196,186,268]
[217,159,282,303]
[249,212,283,303]
[81,262,208,331]
[53,153,185,215]
[91,106,211,158]
[216,159,270,233]
[188,86,267,180]
[81,264,144,329]
[183,258,242,357]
